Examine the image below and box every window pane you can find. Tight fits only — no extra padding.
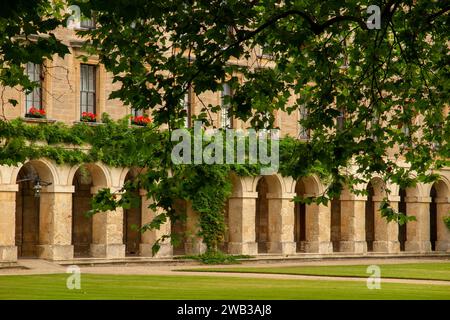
[25,63,43,112]
[80,64,96,116]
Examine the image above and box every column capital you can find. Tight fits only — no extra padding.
[43,185,75,193]
[230,191,258,199]
[90,185,120,194]
[340,194,367,201]
[434,196,450,204]
[266,192,296,200]
[405,196,432,203]
[0,184,19,192]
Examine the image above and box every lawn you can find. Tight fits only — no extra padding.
[180,262,450,281]
[0,274,449,300]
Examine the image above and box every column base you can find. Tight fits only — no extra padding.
[139,243,173,257]
[373,240,400,253]
[37,245,74,261]
[0,245,17,262]
[304,241,333,253]
[185,241,207,255]
[267,241,296,254]
[228,242,258,255]
[90,244,125,258]
[405,241,431,253]
[434,241,448,252]
[339,241,367,253]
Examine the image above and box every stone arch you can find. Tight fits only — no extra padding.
[68,162,111,188]
[14,160,58,258]
[366,177,400,253]
[70,163,109,257]
[253,174,284,196]
[429,178,450,251]
[13,159,58,186]
[293,175,323,252]
[364,178,389,252]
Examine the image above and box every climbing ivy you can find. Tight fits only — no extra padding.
[1,115,444,254]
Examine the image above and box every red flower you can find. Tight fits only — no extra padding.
[27,106,45,118]
[81,112,96,122]
[131,115,151,125]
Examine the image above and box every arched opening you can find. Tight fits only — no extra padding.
[123,172,142,256]
[330,197,341,252]
[365,182,375,252]
[429,180,450,252]
[398,188,407,251]
[15,165,40,258]
[15,161,54,258]
[430,185,438,251]
[294,180,306,252]
[171,199,187,255]
[72,168,93,257]
[255,177,269,253]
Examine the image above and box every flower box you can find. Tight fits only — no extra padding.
[131,115,151,126]
[26,107,46,119]
[80,112,97,122]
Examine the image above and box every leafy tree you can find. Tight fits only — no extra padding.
[1,1,449,252]
[74,1,449,227]
[0,0,69,109]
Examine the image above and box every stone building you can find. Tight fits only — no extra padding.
[0,23,449,263]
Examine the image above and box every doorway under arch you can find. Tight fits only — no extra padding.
[398,188,407,251]
[255,177,269,253]
[123,172,142,256]
[72,168,93,257]
[365,182,375,252]
[15,166,40,258]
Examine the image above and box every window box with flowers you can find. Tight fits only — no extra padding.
[26,107,46,119]
[80,112,97,123]
[131,115,151,126]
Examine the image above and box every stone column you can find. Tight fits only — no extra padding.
[435,196,450,252]
[90,186,126,258]
[139,190,172,257]
[0,184,18,262]
[304,197,333,253]
[38,185,75,260]
[228,192,258,255]
[405,196,432,252]
[184,202,207,255]
[339,193,367,253]
[371,195,400,253]
[266,192,296,254]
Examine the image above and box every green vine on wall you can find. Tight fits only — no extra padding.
[1,115,446,255]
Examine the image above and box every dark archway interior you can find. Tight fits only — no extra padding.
[430,185,438,251]
[255,177,269,253]
[365,182,375,252]
[398,189,407,251]
[15,166,40,258]
[171,199,187,255]
[330,197,341,252]
[72,169,93,257]
[294,180,306,253]
[123,174,142,256]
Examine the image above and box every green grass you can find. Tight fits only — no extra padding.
[180,262,450,281]
[0,273,449,300]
